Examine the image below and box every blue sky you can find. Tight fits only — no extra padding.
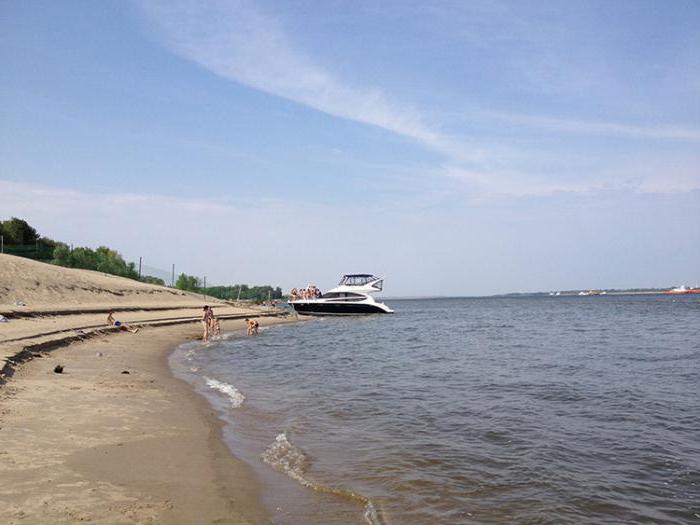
[1,0,699,295]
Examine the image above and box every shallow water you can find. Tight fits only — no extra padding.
[171,295,700,524]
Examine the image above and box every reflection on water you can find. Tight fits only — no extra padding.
[171,295,700,524]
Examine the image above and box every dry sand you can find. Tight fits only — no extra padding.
[0,255,296,524]
[0,253,212,310]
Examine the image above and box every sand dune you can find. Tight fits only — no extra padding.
[0,253,218,311]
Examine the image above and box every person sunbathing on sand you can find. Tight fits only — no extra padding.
[106,311,139,333]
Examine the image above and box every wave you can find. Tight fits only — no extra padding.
[203,377,245,408]
[261,432,385,525]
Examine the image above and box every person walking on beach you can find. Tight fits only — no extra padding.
[106,311,139,333]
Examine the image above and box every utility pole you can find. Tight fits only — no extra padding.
[171,264,175,287]
[1,235,3,254]
[138,257,142,278]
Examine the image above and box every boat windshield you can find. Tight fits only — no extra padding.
[338,274,383,290]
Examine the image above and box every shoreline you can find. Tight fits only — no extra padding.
[0,316,296,524]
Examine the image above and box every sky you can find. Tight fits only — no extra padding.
[1,0,699,296]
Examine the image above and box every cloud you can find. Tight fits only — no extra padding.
[440,165,606,199]
[0,179,395,287]
[135,0,700,199]
[137,0,469,158]
[485,112,700,143]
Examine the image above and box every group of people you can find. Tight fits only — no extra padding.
[290,285,322,301]
[201,305,221,342]
[203,305,260,340]
[105,306,260,342]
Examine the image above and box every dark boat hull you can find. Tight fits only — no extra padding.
[291,302,391,316]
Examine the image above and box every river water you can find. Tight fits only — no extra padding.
[170,295,700,524]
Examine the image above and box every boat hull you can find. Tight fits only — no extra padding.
[290,301,393,316]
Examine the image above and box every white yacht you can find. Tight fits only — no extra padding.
[290,274,394,316]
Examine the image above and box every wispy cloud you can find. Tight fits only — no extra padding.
[440,165,607,199]
[485,112,700,142]
[136,0,699,198]
[137,0,468,158]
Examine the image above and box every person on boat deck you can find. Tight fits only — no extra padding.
[106,311,139,333]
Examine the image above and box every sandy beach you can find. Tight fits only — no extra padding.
[0,254,293,524]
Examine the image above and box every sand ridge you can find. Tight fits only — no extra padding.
[0,253,212,311]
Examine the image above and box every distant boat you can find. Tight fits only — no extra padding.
[665,285,700,295]
[578,290,604,296]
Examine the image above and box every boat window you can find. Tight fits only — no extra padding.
[321,292,365,299]
[339,274,380,286]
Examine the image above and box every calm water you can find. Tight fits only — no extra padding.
[170,296,700,524]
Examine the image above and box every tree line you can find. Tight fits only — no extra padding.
[174,275,283,302]
[1,217,283,297]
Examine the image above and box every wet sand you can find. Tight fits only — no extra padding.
[0,318,294,524]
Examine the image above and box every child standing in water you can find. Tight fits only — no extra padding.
[212,317,221,339]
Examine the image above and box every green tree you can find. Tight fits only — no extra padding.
[94,246,139,278]
[52,245,72,266]
[70,247,99,270]
[1,217,39,244]
[175,273,200,291]
[202,284,284,301]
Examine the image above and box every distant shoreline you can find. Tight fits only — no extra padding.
[381,290,679,300]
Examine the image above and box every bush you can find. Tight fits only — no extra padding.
[140,275,165,286]
[51,244,139,279]
[175,273,200,291]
